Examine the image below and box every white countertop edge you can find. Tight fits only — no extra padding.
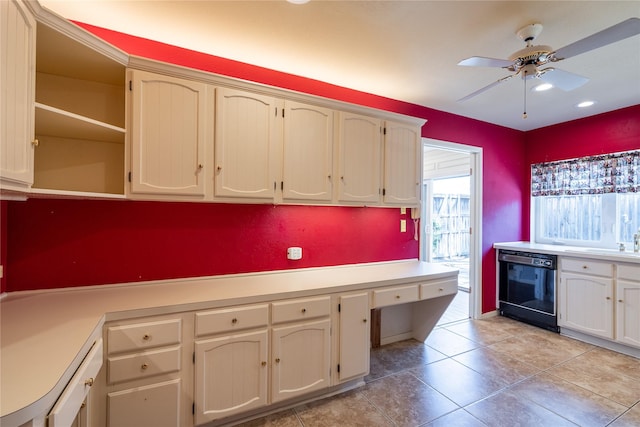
[1,260,458,424]
[493,241,640,263]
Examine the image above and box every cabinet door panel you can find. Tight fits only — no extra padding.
[282,101,333,202]
[130,70,208,197]
[1,0,35,188]
[271,318,331,402]
[337,293,370,383]
[616,280,640,348]
[559,272,613,339]
[338,112,382,204]
[215,87,277,199]
[107,379,181,427]
[195,330,268,424]
[383,121,420,206]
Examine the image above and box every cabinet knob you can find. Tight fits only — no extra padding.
[217,166,222,172]
[84,378,94,387]
[438,288,444,292]
[198,164,203,170]
[31,139,39,147]
[395,295,401,299]
[618,299,624,303]
[301,308,307,313]
[143,334,151,341]
[141,363,149,370]
[275,358,281,363]
[231,318,238,324]
[261,361,267,367]
[363,318,367,323]
[606,296,611,300]
[582,265,588,269]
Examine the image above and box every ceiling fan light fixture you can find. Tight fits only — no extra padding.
[577,100,595,108]
[533,83,553,92]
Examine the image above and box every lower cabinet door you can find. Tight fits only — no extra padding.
[271,318,331,403]
[194,329,268,424]
[107,379,181,427]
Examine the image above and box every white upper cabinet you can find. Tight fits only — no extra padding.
[214,87,279,200]
[337,112,383,204]
[129,69,211,198]
[383,121,420,206]
[0,0,36,191]
[281,101,334,203]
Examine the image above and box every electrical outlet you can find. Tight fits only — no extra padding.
[400,220,407,233]
[287,247,302,260]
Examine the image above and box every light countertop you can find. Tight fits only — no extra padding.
[494,241,640,263]
[0,260,457,425]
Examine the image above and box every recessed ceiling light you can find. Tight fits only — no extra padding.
[577,101,595,108]
[287,0,310,4]
[533,83,553,92]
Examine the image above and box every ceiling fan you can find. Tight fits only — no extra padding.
[457,17,640,117]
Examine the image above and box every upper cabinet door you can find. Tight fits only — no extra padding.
[130,69,209,197]
[282,101,333,202]
[383,121,420,206]
[0,0,36,190]
[215,87,279,200]
[337,112,382,204]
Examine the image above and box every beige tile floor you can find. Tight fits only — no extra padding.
[238,316,640,427]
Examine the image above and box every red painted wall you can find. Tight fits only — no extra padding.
[6,200,416,291]
[3,23,529,315]
[523,105,640,236]
[1,201,7,293]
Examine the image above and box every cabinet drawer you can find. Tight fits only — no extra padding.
[372,284,419,308]
[108,346,181,384]
[617,263,640,282]
[561,258,613,277]
[49,339,103,427]
[271,296,331,324]
[107,318,181,355]
[195,304,269,337]
[420,278,458,300]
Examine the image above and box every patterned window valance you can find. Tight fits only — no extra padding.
[531,150,640,197]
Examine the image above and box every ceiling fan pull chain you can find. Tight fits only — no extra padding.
[523,69,528,119]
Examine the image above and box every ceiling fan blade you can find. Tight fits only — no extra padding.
[553,17,640,60]
[538,67,589,91]
[458,56,514,68]
[457,75,514,102]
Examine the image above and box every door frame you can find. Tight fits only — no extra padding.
[422,138,483,320]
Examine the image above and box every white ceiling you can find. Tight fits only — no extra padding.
[40,0,640,131]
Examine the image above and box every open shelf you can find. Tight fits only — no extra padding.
[35,103,125,144]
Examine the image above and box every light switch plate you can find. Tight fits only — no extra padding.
[400,220,407,233]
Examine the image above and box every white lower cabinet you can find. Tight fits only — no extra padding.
[194,329,268,424]
[102,315,191,427]
[335,292,370,383]
[559,257,640,350]
[616,264,640,348]
[107,379,181,427]
[271,318,331,403]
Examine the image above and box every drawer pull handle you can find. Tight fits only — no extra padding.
[84,378,94,387]
[275,358,281,363]
[301,308,307,313]
[143,334,151,341]
[141,363,149,370]
[231,318,238,324]
[261,361,267,367]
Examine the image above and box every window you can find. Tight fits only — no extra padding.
[532,150,640,248]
